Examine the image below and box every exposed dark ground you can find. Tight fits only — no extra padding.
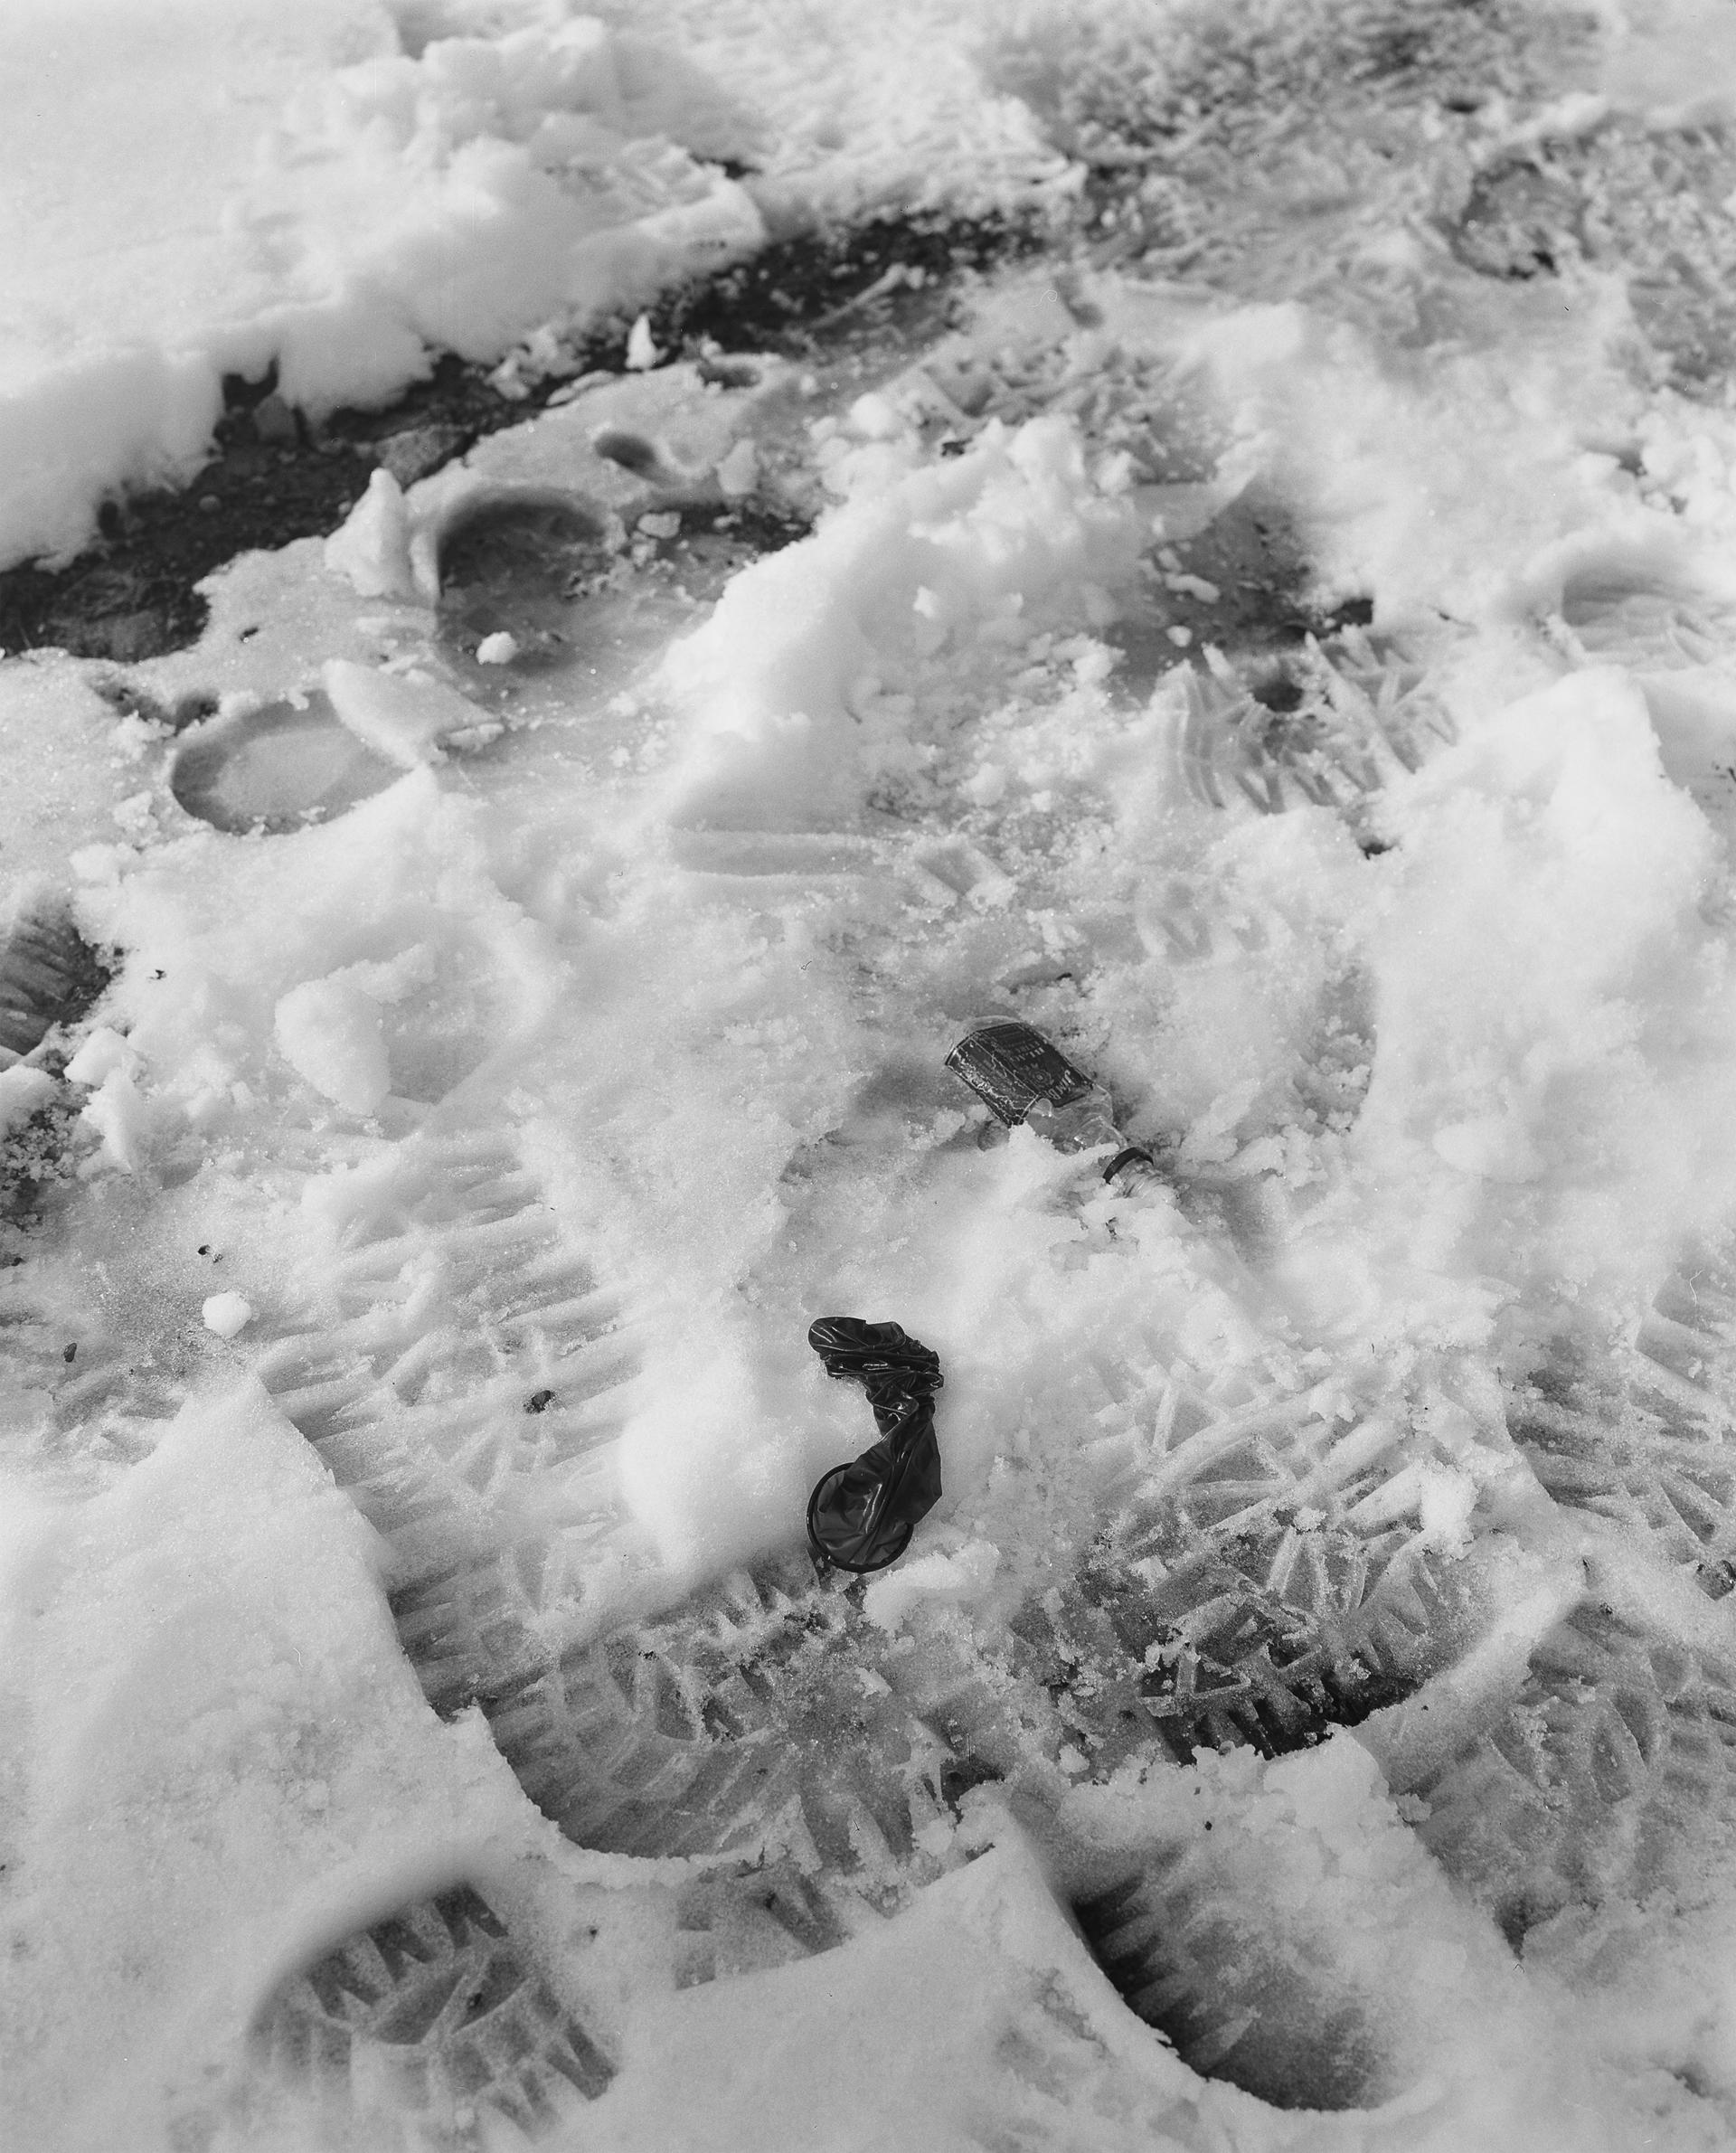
[5,0,1731,671]
[0,213,1038,666]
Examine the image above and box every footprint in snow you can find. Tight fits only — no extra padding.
[169,691,404,835]
[431,482,807,710]
[57,330,1736,2143]
[239,1883,614,2146]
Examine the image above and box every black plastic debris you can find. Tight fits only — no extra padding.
[945,1016,1156,1189]
[806,1317,944,1573]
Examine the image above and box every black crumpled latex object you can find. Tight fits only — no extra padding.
[805,1317,944,1573]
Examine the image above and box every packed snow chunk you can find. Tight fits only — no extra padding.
[863,1535,999,1632]
[1636,669,1736,853]
[619,1325,815,1575]
[203,1290,256,1339]
[323,467,415,599]
[66,1028,153,1173]
[715,436,758,498]
[275,947,435,1114]
[659,415,1145,827]
[78,1066,154,1176]
[275,974,390,1113]
[61,1025,134,1088]
[322,656,480,768]
[624,313,662,372]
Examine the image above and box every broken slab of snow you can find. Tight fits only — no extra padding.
[321,658,481,768]
[863,1534,999,1631]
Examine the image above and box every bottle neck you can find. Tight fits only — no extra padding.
[1027,1092,1162,1194]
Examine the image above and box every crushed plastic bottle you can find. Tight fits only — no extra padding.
[805,1317,944,1573]
[945,1015,1159,1193]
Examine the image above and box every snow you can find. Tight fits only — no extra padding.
[0,0,1071,575]
[0,1062,57,1138]
[321,657,480,766]
[12,2,1736,2149]
[321,469,418,600]
[659,411,1145,828]
[0,1383,536,2151]
[203,1291,258,1338]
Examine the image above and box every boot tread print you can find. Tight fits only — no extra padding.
[246,1884,612,2146]
[1405,1598,1736,1940]
[242,1126,646,1714]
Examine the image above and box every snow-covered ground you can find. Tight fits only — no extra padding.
[12,2,1736,2148]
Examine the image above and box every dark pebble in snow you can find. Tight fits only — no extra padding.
[252,394,298,446]
[375,422,470,487]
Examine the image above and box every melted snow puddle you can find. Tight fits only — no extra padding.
[170,694,405,836]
